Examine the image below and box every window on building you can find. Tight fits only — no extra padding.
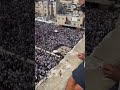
[62,18,64,20]
[74,23,76,26]
[80,24,83,27]
[45,13,46,16]
[78,19,80,21]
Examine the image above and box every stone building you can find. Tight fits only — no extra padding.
[57,13,85,28]
[35,0,62,18]
[56,0,85,29]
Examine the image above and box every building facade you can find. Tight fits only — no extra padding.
[35,0,62,18]
[35,0,85,29]
[59,0,72,4]
[56,1,85,29]
[57,13,85,28]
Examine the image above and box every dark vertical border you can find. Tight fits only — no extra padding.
[0,0,35,89]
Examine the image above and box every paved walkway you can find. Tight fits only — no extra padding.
[35,46,60,58]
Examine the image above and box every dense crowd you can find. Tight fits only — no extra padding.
[35,21,84,52]
[3,0,120,88]
[0,1,35,89]
[0,51,34,90]
[35,49,63,83]
[0,0,34,59]
[35,22,84,83]
[86,4,120,56]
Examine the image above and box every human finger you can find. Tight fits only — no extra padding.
[103,64,113,71]
[103,69,112,75]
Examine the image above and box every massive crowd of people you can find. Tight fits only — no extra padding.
[0,0,84,88]
[0,51,34,90]
[35,21,84,52]
[35,21,84,83]
[86,4,120,56]
[35,49,62,83]
[0,0,34,59]
[2,0,120,89]
[0,1,35,89]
